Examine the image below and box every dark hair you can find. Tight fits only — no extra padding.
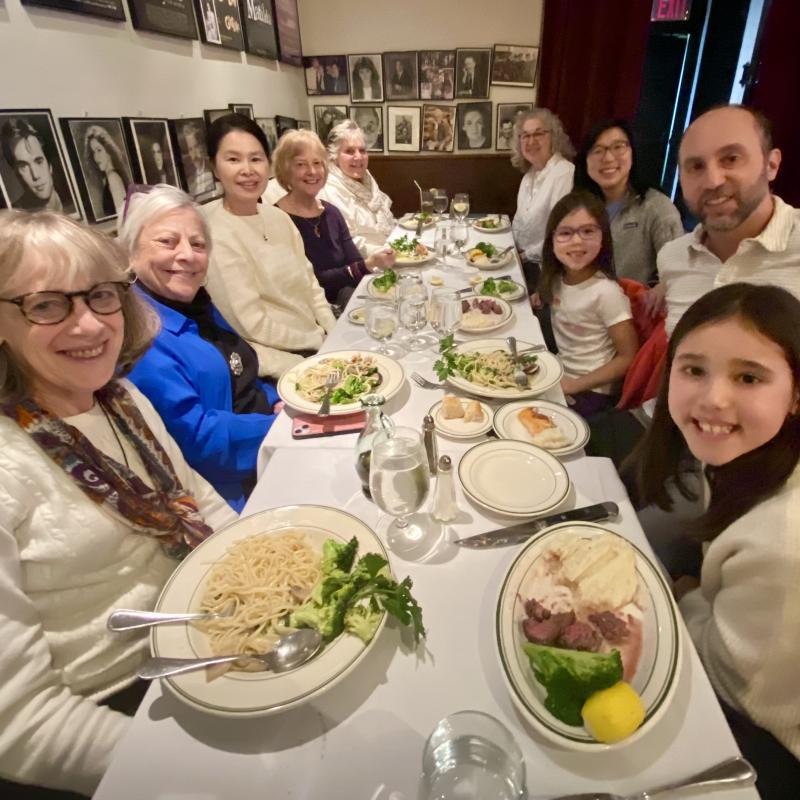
[633,283,800,541]
[0,118,46,166]
[352,57,381,96]
[573,118,651,201]
[206,113,270,162]
[537,190,615,304]
[682,103,774,155]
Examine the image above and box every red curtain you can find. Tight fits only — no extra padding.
[747,0,800,206]
[537,0,652,148]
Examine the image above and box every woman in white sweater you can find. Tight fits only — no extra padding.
[202,114,335,379]
[634,283,800,797]
[0,211,237,796]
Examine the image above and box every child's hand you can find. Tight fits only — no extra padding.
[529,292,542,310]
[560,376,582,396]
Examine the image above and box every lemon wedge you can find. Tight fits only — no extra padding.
[581,681,645,743]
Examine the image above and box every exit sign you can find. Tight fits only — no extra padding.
[651,0,692,21]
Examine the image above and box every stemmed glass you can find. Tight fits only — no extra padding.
[450,220,470,255]
[451,192,470,222]
[428,288,463,343]
[365,299,398,355]
[399,295,429,350]
[369,426,431,549]
[432,188,449,220]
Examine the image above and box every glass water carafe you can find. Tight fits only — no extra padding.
[355,394,394,499]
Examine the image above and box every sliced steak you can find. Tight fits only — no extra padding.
[589,611,630,643]
[559,621,602,652]
[524,598,551,621]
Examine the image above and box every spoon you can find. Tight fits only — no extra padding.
[107,608,231,632]
[136,628,324,680]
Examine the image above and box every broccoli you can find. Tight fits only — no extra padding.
[321,537,358,574]
[524,643,623,726]
[344,604,383,643]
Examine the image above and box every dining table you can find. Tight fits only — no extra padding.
[94,218,760,800]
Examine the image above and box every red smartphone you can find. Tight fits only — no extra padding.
[292,412,366,439]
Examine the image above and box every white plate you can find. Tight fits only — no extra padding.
[347,306,366,325]
[151,505,388,717]
[446,338,564,399]
[473,278,527,302]
[394,251,434,266]
[399,214,435,230]
[496,523,682,750]
[428,398,493,439]
[493,400,590,457]
[457,439,570,517]
[472,216,510,233]
[458,296,514,334]
[465,248,515,269]
[366,278,397,299]
[277,350,405,415]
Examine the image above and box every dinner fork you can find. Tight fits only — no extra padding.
[317,370,341,417]
[506,336,529,389]
[411,372,444,390]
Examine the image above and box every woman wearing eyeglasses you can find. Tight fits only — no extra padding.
[510,108,576,288]
[0,210,236,796]
[574,119,684,286]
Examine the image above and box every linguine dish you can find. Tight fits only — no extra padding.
[295,354,383,404]
[454,349,539,390]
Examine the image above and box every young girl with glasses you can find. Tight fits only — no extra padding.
[537,190,639,419]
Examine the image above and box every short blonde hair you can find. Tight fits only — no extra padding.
[511,108,575,172]
[0,209,159,404]
[271,130,329,191]
[326,119,365,163]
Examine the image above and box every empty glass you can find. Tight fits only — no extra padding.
[433,221,452,259]
[451,193,470,222]
[428,289,462,341]
[365,299,398,355]
[421,711,526,800]
[399,295,429,350]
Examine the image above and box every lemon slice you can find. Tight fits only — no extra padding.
[582,681,645,743]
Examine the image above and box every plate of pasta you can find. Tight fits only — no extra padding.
[277,350,405,415]
[445,339,564,399]
[150,505,389,717]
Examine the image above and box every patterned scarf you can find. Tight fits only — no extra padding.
[327,164,395,238]
[2,382,213,559]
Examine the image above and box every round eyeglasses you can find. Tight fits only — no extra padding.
[588,140,630,159]
[0,280,133,325]
[520,129,550,143]
[553,224,602,243]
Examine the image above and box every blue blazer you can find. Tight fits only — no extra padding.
[129,292,278,511]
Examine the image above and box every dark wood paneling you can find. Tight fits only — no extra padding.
[367,154,523,217]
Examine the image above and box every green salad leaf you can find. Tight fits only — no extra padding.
[480,278,517,297]
[475,241,497,257]
[388,235,422,255]
[433,333,457,381]
[371,268,397,294]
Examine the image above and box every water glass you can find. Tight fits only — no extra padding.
[433,221,452,259]
[421,711,526,800]
[365,299,398,355]
[428,288,462,340]
[450,220,469,254]
[421,190,435,217]
[433,188,449,219]
[451,193,470,222]
[397,272,426,303]
[399,295,429,350]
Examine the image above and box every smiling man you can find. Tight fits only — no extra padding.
[658,104,800,336]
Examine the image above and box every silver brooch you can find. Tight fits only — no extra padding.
[229,352,244,376]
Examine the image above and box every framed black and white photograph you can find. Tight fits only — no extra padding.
[0,109,81,218]
[455,48,491,99]
[193,0,244,50]
[383,51,418,101]
[313,106,346,143]
[274,0,302,66]
[303,55,349,96]
[387,106,420,153]
[419,50,455,101]
[60,117,133,223]
[297,120,311,130]
[421,104,455,153]
[21,0,125,20]
[275,115,298,138]
[128,0,198,40]
[124,118,181,187]
[457,102,492,151]
[496,103,532,150]
[255,117,278,155]
[204,108,230,128]
[348,106,383,152]
[347,54,383,103]
[170,118,218,201]
[229,103,255,119]
[491,44,539,88]
[240,0,279,59]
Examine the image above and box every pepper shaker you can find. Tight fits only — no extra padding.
[422,415,438,476]
[432,455,457,522]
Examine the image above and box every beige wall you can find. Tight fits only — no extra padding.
[297,0,544,153]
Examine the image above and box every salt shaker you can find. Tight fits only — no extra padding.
[422,415,438,475]
[432,455,457,522]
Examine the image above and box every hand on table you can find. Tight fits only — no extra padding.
[366,248,396,272]
[529,292,542,310]
[560,375,583,396]
[643,283,666,318]
[673,575,701,601]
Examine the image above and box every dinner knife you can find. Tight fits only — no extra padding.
[454,501,619,548]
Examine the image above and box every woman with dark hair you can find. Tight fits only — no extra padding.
[83,125,130,217]
[351,57,382,101]
[633,283,800,796]
[574,119,683,285]
[200,114,335,379]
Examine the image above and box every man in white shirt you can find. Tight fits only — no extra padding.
[657,104,800,335]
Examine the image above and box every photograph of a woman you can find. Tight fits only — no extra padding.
[348,54,384,103]
[125,118,181,189]
[457,102,492,150]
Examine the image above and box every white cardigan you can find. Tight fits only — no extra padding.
[679,462,800,758]
[203,199,336,379]
[0,383,236,794]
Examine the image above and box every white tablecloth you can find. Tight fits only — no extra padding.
[94,222,758,800]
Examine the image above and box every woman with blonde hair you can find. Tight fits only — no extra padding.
[83,124,131,217]
[274,129,394,306]
[0,210,235,796]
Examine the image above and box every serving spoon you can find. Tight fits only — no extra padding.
[137,628,324,680]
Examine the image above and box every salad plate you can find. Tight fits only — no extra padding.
[347,306,366,325]
[398,213,435,230]
[428,398,493,439]
[366,272,398,299]
[152,506,387,717]
[473,277,527,302]
[496,522,681,749]
[277,350,404,415]
[388,235,434,266]
[493,400,590,457]
[472,215,510,233]
[465,244,515,269]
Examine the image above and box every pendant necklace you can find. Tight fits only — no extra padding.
[99,402,131,470]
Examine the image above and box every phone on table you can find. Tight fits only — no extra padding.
[292,412,366,440]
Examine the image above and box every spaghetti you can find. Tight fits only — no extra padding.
[455,349,539,389]
[295,354,383,404]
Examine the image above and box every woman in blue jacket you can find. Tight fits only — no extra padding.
[120,185,278,510]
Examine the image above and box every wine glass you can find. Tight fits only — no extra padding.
[433,221,452,259]
[369,426,431,548]
[428,288,463,342]
[450,220,469,254]
[365,299,398,355]
[432,188,449,220]
[452,192,470,222]
[397,273,425,303]
[399,295,429,350]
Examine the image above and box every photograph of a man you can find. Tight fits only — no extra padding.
[174,118,216,198]
[384,52,418,100]
[350,105,383,152]
[0,112,79,217]
[455,49,491,98]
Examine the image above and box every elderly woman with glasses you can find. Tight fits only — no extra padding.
[573,119,683,286]
[319,119,396,258]
[120,185,279,512]
[0,210,235,796]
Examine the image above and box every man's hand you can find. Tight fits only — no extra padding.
[643,283,666,318]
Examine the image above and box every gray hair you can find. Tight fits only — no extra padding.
[118,184,211,257]
[510,108,575,172]
[325,119,365,162]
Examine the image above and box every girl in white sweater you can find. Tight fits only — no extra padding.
[634,283,800,797]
